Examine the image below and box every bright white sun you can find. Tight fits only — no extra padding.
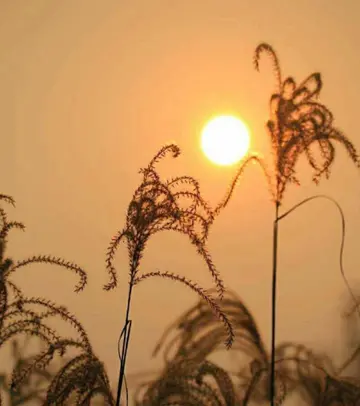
[201,115,250,166]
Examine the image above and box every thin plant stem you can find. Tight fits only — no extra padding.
[116,281,134,406]
[270,201,279,406]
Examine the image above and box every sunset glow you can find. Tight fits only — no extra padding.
[201,115,250,166]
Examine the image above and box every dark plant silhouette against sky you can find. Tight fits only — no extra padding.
[1,2,360,405]
[104,144,235,404]
[0,195,114,405]
[213,42,360,405]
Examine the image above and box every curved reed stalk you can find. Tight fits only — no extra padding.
[104,144,234,405]
[207,43,360,406]
[253,42,360,406]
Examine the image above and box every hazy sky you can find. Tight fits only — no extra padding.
[1,1,360,403]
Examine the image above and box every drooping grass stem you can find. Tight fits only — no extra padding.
[270,201,279,406]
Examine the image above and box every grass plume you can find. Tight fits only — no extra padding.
[104,144,234,405]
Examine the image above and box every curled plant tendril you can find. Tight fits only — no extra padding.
[254,43,360,203]
[214,154,276,215]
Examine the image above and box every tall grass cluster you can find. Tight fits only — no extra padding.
[1,43,359,405]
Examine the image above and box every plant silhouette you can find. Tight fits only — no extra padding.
[104,144,234,405]
[210,43,360,405]
[0,337,54,405]
[135,289,360,405]
[0,194,114,405]
[1,41,359,406]
[133,43,360,406]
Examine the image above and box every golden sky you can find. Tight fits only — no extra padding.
[1,1,360,401]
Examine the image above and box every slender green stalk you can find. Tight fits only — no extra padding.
[116,282,134,406]
[270,201,279,406]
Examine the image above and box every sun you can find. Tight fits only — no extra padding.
[201,115,250,166]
